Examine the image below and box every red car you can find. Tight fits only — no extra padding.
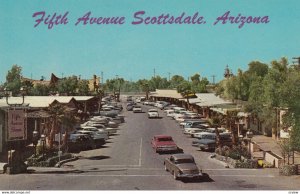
[151,135,182,153]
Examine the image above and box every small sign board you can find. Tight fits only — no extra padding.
[7,108,27,141]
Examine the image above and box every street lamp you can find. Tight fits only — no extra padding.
[32,130,40,156]
[4,87,26,106]
[40,134,46,159]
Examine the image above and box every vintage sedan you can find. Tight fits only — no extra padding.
[132,105,142,113]
[151,135,182,153]
[148,109,159,118]
[164,154,204,180]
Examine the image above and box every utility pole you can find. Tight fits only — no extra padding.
[153,68,156,78]
[211,75,216,85]
[168,72,171,81]
[101,71,104,84]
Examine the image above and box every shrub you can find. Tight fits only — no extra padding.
[215,146,231,156]
[235,159,258,168]
[27,153,73,167]
[279,165,297,176]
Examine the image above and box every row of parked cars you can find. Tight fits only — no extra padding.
[67,100,125,152]
[140,99,232,152]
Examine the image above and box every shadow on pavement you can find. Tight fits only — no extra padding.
[180,173,214,183]
[27,168,127,174]
[85,155,111,160]
[109,134,120,137]
[27,169,85,174]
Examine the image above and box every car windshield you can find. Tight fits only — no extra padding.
[149,110,158,112]
[175,159,194,164]
[158,137,172,141]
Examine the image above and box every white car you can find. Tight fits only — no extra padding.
[133,106,142,113]
[193,131,215,139]
[148,109,159,118]
[83,123,118,135]
[184,128,207,137]
[80,126,109,140]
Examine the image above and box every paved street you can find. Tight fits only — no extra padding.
[0,104,299,190]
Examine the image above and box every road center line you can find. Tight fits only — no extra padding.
[139,138,143,166]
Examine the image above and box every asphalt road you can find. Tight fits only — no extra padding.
[0,103,299,190]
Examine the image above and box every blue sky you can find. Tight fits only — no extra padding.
[0,0,300,84]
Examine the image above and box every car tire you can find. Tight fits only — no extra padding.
[173,171,178,180]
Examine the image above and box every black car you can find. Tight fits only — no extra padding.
[197,133,232,151]
[67,134,96,152]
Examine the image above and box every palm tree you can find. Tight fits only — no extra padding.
[137,80,150,100]
[225,110,239,146]
[60,111,78,151]
[47,103,78,151]
[177,81,194,110]
[47,103,65,149]
[209,115,224,150]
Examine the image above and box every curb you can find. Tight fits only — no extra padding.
[55,155,79,168]
[209,154,231,168]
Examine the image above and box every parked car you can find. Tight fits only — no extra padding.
[148,109,159,118]
[72,130,106,147]
[126,104,134,111]
[67,134,96,152]
[89,123,118,135]
[166,110,175,118]
[180,120,207,128]
[151,135,182,153]
[196,133,232,151]
[192,132,216,147]
[79,126,109,140]
[164,154,204,180]
[184,128,207,137]
[133,105,142,113]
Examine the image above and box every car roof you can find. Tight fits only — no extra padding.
[171,154,194,160]
[148,109,158,111]
[154,135,172,139]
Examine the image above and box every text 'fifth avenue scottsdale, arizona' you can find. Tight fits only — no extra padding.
[32,10,270,30]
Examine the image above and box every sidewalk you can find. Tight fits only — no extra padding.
[252,135,300,164]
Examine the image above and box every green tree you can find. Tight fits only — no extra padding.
[137,79,150,99]
[177,81,194,109]
[5,65,22,96]
[32,84,50,96]
[209,115,224,150]
[78,80,90,95]
[47,103,65,149]
[190,73,200,85]
[246,61,269,77]
[280,70,300,151]
[170,75,185,89]
[57,76,78,95]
